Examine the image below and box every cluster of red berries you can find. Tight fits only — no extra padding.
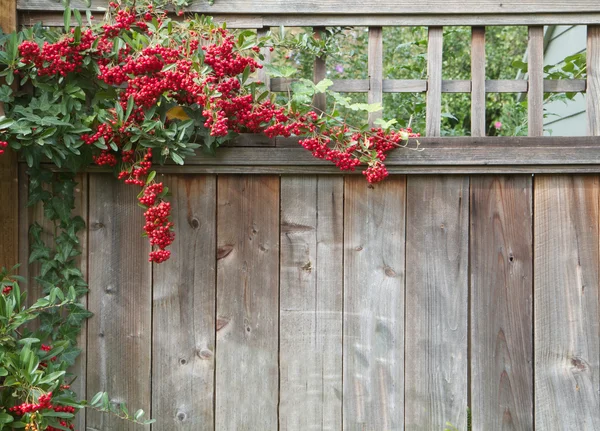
[12,1,420,263]
[0,140,8,155]
[117,149,152,187]
[9,393,52,415]
[2,285,12,294]
[139,182,163,206]
[39,344,58,368]
[143,201,174,263]
[93,150,118,167]
[19,29,96,77]
[202,32,262,78]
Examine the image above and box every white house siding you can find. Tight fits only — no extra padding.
[543,25,587,136]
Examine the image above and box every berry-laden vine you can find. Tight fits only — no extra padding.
[1,0,419,263]
[0,0,419,428]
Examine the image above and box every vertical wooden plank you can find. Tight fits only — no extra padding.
[87,174,152,431]
[71,174,88,431]
[279,176,343,431]
[426,27,443,137]
[587,26,600,136]
[470,175,533,430]
[471,27,486,137]
[368,27,383,126]
[313,27,327,112]
[534,175,600,430]
[405,176,469,430]
[343,176,405,430]
[215,175,279,430]
[528,26,544,137]
[0,0,18,270]
[257,28,271,90]
[152,175,216,430]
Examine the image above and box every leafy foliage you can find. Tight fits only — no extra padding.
[0,269,153,430]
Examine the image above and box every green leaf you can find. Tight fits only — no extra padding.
[0,117,14,130]
[263,64,297,78]
[39,370,66,384]
[42,411,75,419]
[90,392,104,406]
[125,96,135,122]
[134,409,145,421]
[314,79,333,93]
[0,414,13,425]
[146,171,156,184]
[64,6,71,32]
[73,9,82,26]
[170,152,184,165]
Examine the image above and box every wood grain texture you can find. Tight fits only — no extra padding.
[272,78,583,94]
[279,176,343,431]
[181,137,600,167]
[426,27,443,137]
[257,28,271,89]
[17,10,600,26]
[313,28,327,112]
[587,26,600,135]
[405,176,469,430]
[18,0,600,14]
[543,79,586,93]
[368,27,383,125]
[70,174,88,431]
[152,175,216,430]
[215,175,280,430]
[486,80,528,93]
[528,26,544,137]
[87,174,152,431]
[471,27,486,137]
[343,176,405,430]
[383,79,428,92]
[470,176,533,430]
[442,80,471,93]
[534,175,600,430]
[0,0,17,270]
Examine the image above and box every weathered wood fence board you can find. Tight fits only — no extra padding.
[17,0,600,15]
[343,176,406,430]
[279,176,343,430]
[152,175,217,430]
[87,175,152,431]
[215,176,280,430]
[405,176,469,430]
[470,175,533,430]
[533,175,600,430]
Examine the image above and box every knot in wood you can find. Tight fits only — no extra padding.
[571,357,587,371]
[197,348,213,360]
[188,217,200,229]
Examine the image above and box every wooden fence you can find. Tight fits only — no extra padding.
[2,0,600,430]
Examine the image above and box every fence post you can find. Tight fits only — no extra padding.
[471,27,486,137]
[426,27,443,137]
[368,26,383,126]
[527,26,544,137]
[587,25,600,136]
[0,0,18,270]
